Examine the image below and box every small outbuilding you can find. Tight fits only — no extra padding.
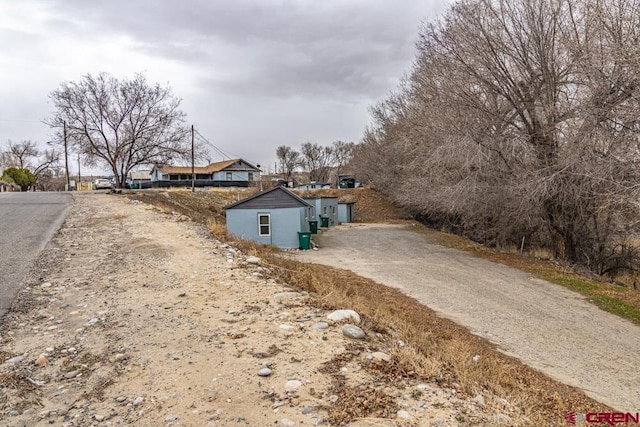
[224,186,313,249]
[304,196,338,226]
[338,202,355,223]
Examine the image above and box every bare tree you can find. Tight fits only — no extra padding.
[1,140,61,190]
[353,0,640,276]
[332,140,355,181]
[300,142,335,182]
[4,140,39,169]
[276,145,302,184]
[46,72,190,188]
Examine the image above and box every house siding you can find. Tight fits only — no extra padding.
[338,203,355,223]
[305,197,338,225]
[226,207,309,249]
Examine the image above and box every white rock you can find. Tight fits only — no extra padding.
[5,355,24,364]
[246,256,261,265]
[397,410,411,419]
[473,395,485,406]
[279,324,296,331]
[279,419,295,427]
[273,292,302,303]
[327,309,360,323]
[492,414,512,424]
[371,351,391,362]
[133,396,144,406]
[342,324,365,339]
[258,368,272,377]
[312,322,329,330]
[285,380,302,392]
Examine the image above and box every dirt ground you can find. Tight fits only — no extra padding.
[295,223,640,412]
[0,194,509,426]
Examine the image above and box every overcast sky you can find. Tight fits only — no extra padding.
[0,0,450,174]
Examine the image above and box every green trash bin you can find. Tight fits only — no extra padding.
[320,216,329,228]
[309,220,318,234]
[298,231,312,250]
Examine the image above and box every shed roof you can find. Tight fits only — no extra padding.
[224,186,312,210]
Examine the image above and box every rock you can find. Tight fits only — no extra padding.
[285,379,303,393]
[246,256,261,265]
[342,324,365,339]
[114,353,127,362]
[258,368,272,377]
[35,355,48,366]
[115,396,127,403]
[94,414,104,421]
[472,354,481,363]
[41,282,52,288]
[473,395,486,406]
[312,322,329,330]
[279,419,295,427]
[397,410,411,419]
[9,410,20,416]
[64,369,80,379]
[327,309,360,323]
[371,351,391,362]
[279,324,296,331]
[133,396,144,406]
[431,419,445,426]
[273,292,302,303]
[5,355,24,364]
[493,414,513,424]
[166,414,179,423]
[302,405,317,415]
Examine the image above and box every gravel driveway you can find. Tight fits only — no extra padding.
[295,223,640,411]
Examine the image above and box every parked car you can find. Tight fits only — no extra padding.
[93,178,113,190]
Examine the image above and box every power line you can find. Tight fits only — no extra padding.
[193,129,261,167]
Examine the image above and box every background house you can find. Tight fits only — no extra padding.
[224,186,312,249]
[150,159,260,188]
[295,182,331,190]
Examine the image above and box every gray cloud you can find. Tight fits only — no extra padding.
[1,0,451,172]
[43,0,448,100]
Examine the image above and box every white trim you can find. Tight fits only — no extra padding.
[258,213,271,236]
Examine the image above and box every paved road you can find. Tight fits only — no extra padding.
[295,223,640,411]
[0,192,72,319]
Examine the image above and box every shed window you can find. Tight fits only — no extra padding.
[226,172,233,180]
[248,172,254,181]
[258,214,271,236]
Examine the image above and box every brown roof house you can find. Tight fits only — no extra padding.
[149,159,261,188]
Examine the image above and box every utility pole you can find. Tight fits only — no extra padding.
[77,153,81,186]
[63,121,70,191]
[191,125,195,193]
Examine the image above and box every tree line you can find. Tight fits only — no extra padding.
[276,141,355,185]
[351,0,640,277]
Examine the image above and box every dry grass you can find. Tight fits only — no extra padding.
[125,189,612,425]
